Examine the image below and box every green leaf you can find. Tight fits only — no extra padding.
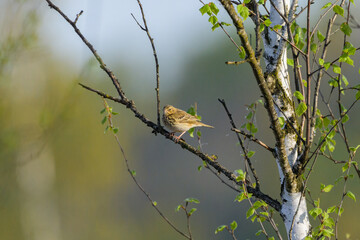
[259,23,265,32]
[311,43,317,54]
[209,2,219,15]
[199,4,211,15]
[258,0,265,4]
[211,23,219,31]
[333,64,341,74]
[208,15,217,25]
[296,102,307,116]
[184,198,200,204]
[269,237,275,240]
[175,205,182,212]
[253,200,266,209]
[342,162,350,172]
[230,220,238,230]
[235,169,246,182]
[246,207,255,218]
[349,145,360,153]
[237,5,249,20]
[238,46,246,59]
[101,116,107,124]
[215,225,227,234]
[100,108,106,114]
[188,208,197,216]
[321,2,332,9]
[340,22,352,36]
[247,151,255,158]
[197,165,203,171]
[153,201,157,206]
[188,127,195,138]
[333,5,344,17]
[319,58,324,66]
[294,91,305,100]
[323,62,331,70]
[255,230,263,236]
[113,127,119,134]
[278,116,285,128]
[273,24,282,31]
[317,30,325,42]
[264,19,272,27]
[328,79,338,87]
[327,206,336,213]
[234,192,247,202]
[131,170,136,176]
[246,111,253,120]
[341,114,349,123]
[342,75,349,86]
[309,207,322,219]
[197,130,201,138]
[321,184,334,193]
[346,191,356,202]
[287,58,294,67]
[356,90,360,100]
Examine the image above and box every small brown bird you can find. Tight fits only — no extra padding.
[163,105,214,141]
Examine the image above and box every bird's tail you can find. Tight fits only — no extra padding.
[200,122,214,128]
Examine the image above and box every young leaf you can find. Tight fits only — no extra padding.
[333,5,344,17]
[237,5,249,20]
[317,30,325,42]
[199,4,211,15]
[246,207,255,218]
[101,116,107,125]
[153,201,157,206]
[332,64,341,74]
[247,151,255,158]
[296,102,307,116]
[346,191,356,202]
[321,2,332,9]
[321,184,334,193]
[287,58,294,67]
[215,225,227,234]
[113,127,119,134]
[175,205,182,212]
[230,220,238,230]
[188,208,197,216]
[184,197,200,204]
[340,22,352,36]
[209,2,219,15]
[294,91,305,100]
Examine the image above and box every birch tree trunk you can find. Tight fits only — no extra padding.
[263,0,311,239]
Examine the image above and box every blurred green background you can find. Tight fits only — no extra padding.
[1,0,360,239]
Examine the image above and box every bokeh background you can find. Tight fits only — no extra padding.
[1,0,360,239]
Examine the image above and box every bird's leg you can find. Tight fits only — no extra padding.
[173,131,187,142]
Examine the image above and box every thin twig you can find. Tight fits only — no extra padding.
[103,99,190,239]
[74,10,83,25]
[219,98,261,190]
[231,128,275,154]
[132,0,161,126]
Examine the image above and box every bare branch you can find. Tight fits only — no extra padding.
[132,0,161,126]
[231,128,275,154]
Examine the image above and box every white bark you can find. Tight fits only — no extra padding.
[263,0,311,239]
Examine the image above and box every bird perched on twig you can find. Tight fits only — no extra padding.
[162,105,214,141]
